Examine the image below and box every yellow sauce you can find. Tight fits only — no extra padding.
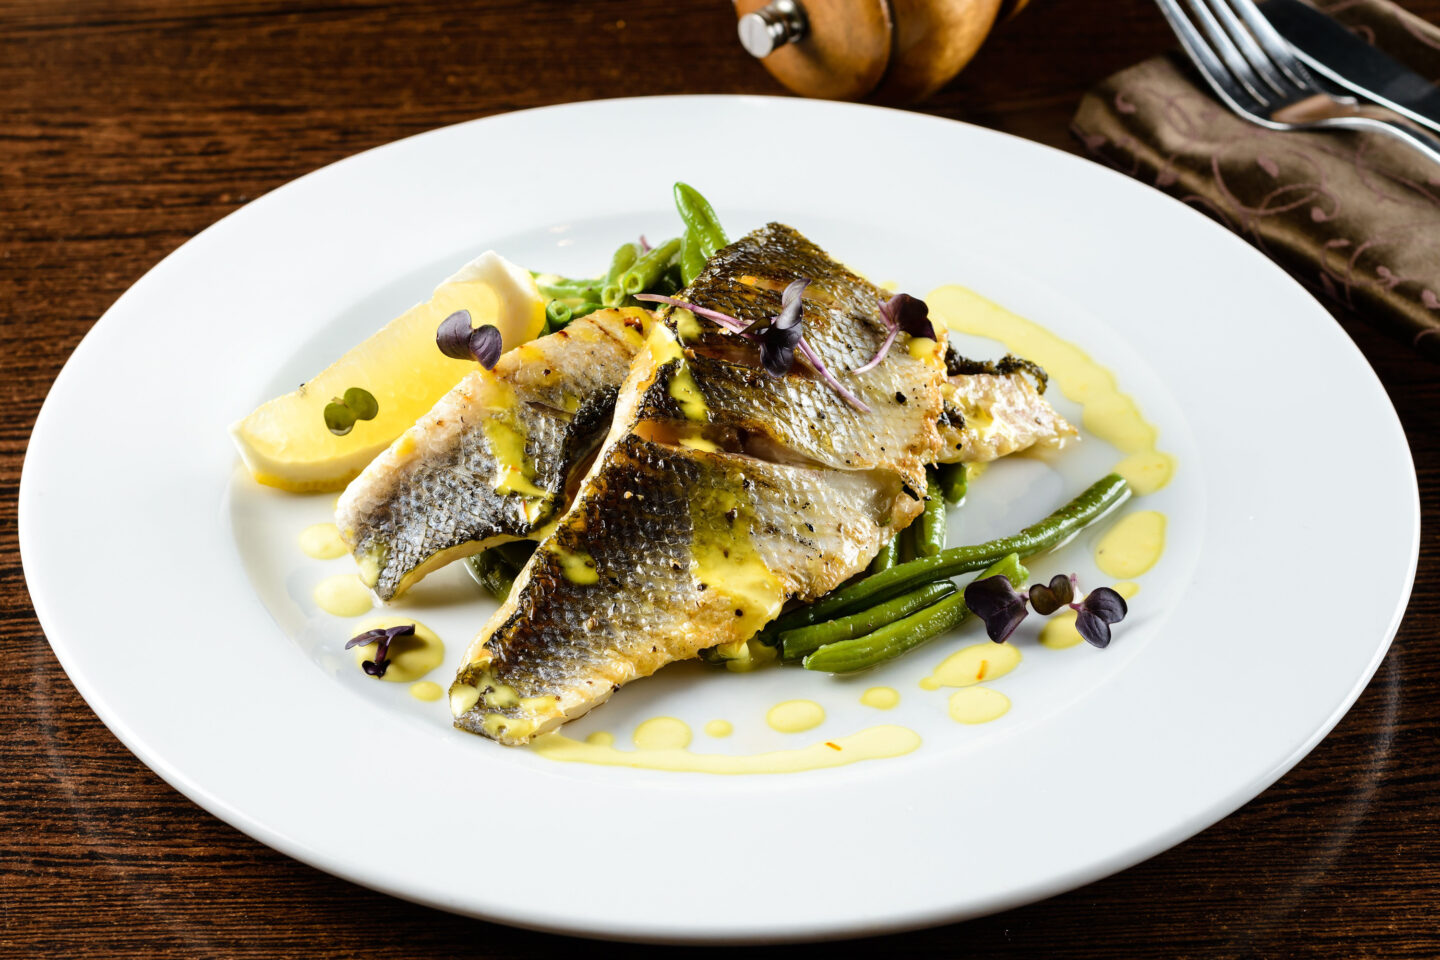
[860,686,900,710]
[647,323,709,421]
[585,731,615,746]
[919,641,1021,690]
[948,687,1011,724]
[929,285,1175,496]
[349,617,445,683]
[704,719,734,738]
[679,436,720,453]
[298,523,347,559]
[409,681,443,702]
[688,484,786,644]
[475,372,547,499]
[1039,581,1141,649]
[552,545,599,584]
[530,725,921,774]
[313,574,373,617]
[633,716,692,750]
[1095,511,1166,578]
[766,699,826,733]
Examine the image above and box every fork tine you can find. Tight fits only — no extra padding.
[1223,0,1318,89]
[1182,0,1274,105]
[1154,0,1267,118]
[1195,0,1296,97]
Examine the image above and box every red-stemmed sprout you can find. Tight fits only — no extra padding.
[963,573,1128,648]
[854,293,939,374]
[345,624,415,678]
[436,309,503,369]
[635,284,871,413]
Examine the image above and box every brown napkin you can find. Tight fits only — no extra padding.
[1072,0,1440,360]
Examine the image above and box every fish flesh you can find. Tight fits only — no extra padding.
[451,224,955,743]
[335,308,648,600]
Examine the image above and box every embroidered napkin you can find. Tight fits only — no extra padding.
[1072,0,1440,360]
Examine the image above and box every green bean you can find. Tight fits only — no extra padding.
[673,182,727,258]
[604,242,641,286]
[600,283,626,308]
[545,300,573,328]
[780,580,956,661]
[495,539,537,570]
[620,237,682,295]
[917,470,947,557]
[679,230,706,286]
[898,523,916,564]
[469,551,515,603]
[803,554,1027,673]
[937,461,968,504]
[537,281,602,301]
[568,301,603,321]
[772,473,1130,633]
[868,534,899,574]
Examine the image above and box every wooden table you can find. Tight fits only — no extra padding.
[5,0,1437,955]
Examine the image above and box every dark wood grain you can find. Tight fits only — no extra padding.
[4,0,1438,956]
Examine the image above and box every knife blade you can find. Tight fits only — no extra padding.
[1261,0,1440,136]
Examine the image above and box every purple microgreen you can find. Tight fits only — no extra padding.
[345,624,415,679]
[795,337,870,412]
[854,292,935,374]
[1028,574,1076,616]
[852,324,898,374]
[1072,587,1128,649]
[435,310,503,369]
[638,234,652,254]
[469,324,502,368]
[963,574,1029,644]
[633,288,870,412]
[881,292,937,341]
[757,279,809,377]
[633,294,749,333]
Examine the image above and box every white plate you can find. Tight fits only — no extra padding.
[20,96,1418,943]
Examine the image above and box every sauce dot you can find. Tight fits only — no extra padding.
[922,642,1020,689]
[409,681,443,702]
[349,618,444,682]
[313,575,373,617]
[585,731,616,747]
[948,687,1010,724]
[767,700,825,734]
[633,717,692,750]
[298,522,347,559]
[1095,511,1167,578]
[860,687,900,710]
[704,719,733,738]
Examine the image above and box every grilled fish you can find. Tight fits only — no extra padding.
[451,224,957,743]
[335,308,648,600]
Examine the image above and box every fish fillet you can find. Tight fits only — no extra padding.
[450,224,952,743]
[335,308,647,600]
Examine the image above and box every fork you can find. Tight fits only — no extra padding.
[1154,0,1440,166]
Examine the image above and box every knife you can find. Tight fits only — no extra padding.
[1261,0,1440,136]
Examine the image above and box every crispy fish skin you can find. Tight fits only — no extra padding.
[335,308,647,600]
[451,224,948,743]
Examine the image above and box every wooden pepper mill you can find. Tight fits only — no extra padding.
[735,0,1028,103]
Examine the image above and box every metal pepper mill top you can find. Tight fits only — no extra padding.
[733,0,1029,104]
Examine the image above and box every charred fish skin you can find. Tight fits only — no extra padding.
[451,429,918,744]
[452,225,949,744]
[335,308,647,601]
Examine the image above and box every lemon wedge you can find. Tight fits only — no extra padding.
[231,251,546,492]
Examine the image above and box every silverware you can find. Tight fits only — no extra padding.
[1154,0,1440,166]
[1261,0,1440,138]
